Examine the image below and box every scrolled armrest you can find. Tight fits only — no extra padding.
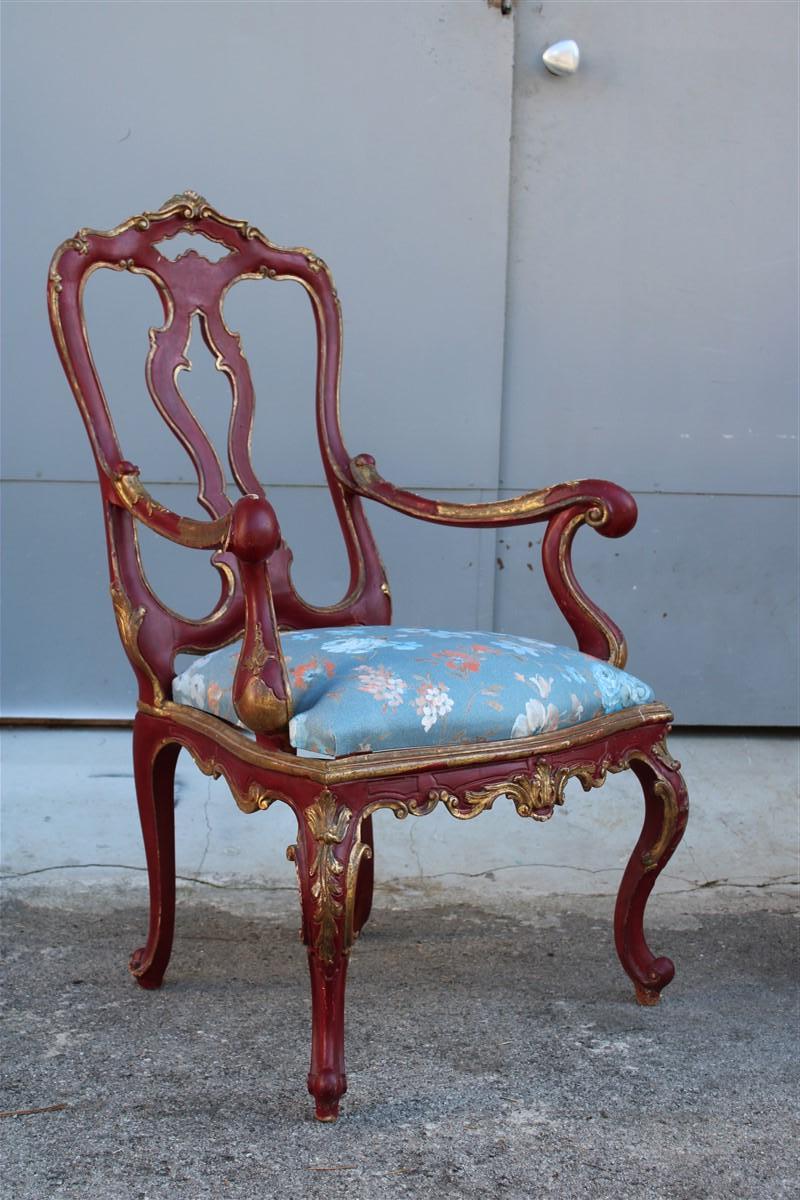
[109,462,232,549]
[347,453,636,537]
[347,453,637,668]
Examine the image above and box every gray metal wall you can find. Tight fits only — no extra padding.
[1,1,797,724]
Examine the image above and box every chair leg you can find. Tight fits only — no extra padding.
[128,716,180,990]
[293,791,361,1121]
[352,813,375,936]
[614,744,689,1005]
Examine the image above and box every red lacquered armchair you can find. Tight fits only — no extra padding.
[48,193,688,1122]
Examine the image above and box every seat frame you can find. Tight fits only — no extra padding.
[48,192,689,1121]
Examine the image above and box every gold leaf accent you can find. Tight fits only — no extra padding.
[115,471,169,518]
[109,584,164,708]
[428,764,570,823]
[66,230,90,255]
[652,736,681,773]
[362,737,684,875]
[306,789,352,965]
[343,839,373,950]
[147,698,673,785]
[243,623,272,673]
[179,742,280,814]
[159,190,211,219]
[641,778,679,869]
[233,676,289,734]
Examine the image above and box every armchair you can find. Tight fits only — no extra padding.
[48,193,688,1122]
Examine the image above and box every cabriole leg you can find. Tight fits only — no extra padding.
[615,741,689,1005]
[128,716,180,990]
[292,789,361,1122]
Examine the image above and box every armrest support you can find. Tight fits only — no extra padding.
[346,453,636,668]
[226,495,293,739]
[109,463,292,736]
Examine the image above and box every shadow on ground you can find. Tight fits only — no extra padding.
[1,891,797,1199]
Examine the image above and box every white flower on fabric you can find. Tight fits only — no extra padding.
[181,671,207,707]
[530,674,554,698]
[490,638,543,658]
[510,697,561,738]
[320,636,422,655]
[397,627,468,639]
[569,692,584,721]
[320,636,388,654]
[291,632,319,641]
[414,684,454,732]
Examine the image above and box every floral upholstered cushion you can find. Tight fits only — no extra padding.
[172,626,654,759]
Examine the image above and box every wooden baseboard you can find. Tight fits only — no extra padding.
[0,717,134,729]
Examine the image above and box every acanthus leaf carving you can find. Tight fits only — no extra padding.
[300,789,353,966]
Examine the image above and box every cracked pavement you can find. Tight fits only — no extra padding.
[1,887,797,1200]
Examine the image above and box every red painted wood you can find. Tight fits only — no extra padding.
[48,195,392,705]
[48,197,689,1122]
[352,814,375,937]
[120,703,687,1120]
[128,717,180,989]
[615,754,690,1004]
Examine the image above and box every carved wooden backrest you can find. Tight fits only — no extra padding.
[48,193,390,706]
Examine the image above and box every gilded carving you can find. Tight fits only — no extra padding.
[343,838,373,950]
[303,790,353,965]
[641,778,679,869]
[358,737,684,874]
[67,231,90,255]
[109,584,164,708]
[160,190,211,220]
[652,736,681,773]
[242,622,272,673]
[179,742,280,814]
[427,764,571,823]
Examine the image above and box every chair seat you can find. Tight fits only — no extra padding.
[172,626,654,758]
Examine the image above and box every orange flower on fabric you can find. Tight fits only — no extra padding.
[292,658,320,688]
[435,649,481,676]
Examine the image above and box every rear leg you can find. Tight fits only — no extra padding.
[128,716,180,989]
[352,813,375,936]
[615,740,689,1004]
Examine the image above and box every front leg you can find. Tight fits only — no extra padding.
[614,740,689,1004]
[291,789,362,1121]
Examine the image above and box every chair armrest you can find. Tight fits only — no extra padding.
[111,463,292,737]
[347,454,635,536]
[109,462,232,549]
[347,453,636,668]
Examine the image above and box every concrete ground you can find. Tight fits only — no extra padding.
[1,886,798,1200]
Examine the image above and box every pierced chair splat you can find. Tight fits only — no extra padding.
[48,192,689,1122]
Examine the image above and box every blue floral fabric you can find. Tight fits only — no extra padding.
[172,626,654,759]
